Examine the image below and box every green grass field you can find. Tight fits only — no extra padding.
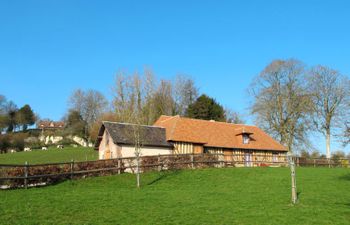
[1,167,349,224]
[0,147,98,165]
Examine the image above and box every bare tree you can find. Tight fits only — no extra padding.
[307,65,350,158]
[113,71,146,123]
[131,115,144,188]
[0,95,8,131]
[113,70,199,125]
[0,95,6,114]
[153,80,175,118]
[224,107,245,124]
[142,69,157,125]
[68,89,108,139]
[250,59,313,152]
[173,75,198,116]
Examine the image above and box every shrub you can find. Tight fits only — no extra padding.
[0,134,11,153]
[24,136,42,149]
[10,133,28,151]
[57,138,77,146]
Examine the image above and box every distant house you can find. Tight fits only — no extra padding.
[37,121,65,130]
[95,115,287,166]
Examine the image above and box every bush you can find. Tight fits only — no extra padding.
[57,138,77,146]
[10,133,28,151]
[0,134,11,153]
[24,136,42,149]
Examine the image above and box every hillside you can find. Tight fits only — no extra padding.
[0,147,97,165]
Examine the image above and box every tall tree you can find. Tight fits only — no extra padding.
[113,72,144,123]
[69,89,108,138]
[16,104,36,131]
[64,110,86,138]
[0,95,8,131]
[307,65,350,158]
[5,101,18,132]
[0,95,6,114]
[142,69,157,125]
[153,80,175,118]
[250,59,313,152]
[186,94,225,121]
[113,70,199,125]
[173,75,198,116]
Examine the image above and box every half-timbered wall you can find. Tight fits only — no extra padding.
[205,147,223,154]
[173,142,194,154]
[202,147,287,165]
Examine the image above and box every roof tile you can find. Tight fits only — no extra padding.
[154,115,287,151]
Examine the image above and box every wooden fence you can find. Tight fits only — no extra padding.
[1,153,349,189]
[0,153,223,189]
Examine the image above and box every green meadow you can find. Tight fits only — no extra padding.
[1,167,349,225]
[0,147,97,165]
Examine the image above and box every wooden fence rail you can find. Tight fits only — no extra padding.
[0,153,349,189]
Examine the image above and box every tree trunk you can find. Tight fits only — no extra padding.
[326,129,331,159]
[136,155,140,188]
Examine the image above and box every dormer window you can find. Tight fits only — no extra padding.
[243,134,250,144]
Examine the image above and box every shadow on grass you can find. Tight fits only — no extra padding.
[339,173,350,181]
[297,191,302,199]
[147,170,181,186]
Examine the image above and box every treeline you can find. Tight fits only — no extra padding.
[0,96,37,153]
[2,59,350,157]
[49,60,350,157]
[0,96,36,132]
[250,59,350,157]
[66,70,243,142]
[299,149,350,160]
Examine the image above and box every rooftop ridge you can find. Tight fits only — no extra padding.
[161,115,257,127]
[157,115,177,124]
[102,121,165,129]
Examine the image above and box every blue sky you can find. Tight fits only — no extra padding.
[1,0,350,153]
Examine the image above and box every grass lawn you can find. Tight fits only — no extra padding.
[0,167,349,225]
[0,147,98,165]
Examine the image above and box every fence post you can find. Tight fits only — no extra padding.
[297,157,300,167]
[117,158,121,174]
[158,154,162,172]
[24,161,28,189]
[70,159,74,180]
[313,159,316,168]
[191,154,194,169]
[287,153,297,204]
[328,159,331,168]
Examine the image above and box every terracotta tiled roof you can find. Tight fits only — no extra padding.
[154,115,287,151]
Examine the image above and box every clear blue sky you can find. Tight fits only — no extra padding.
[1,0,350,153]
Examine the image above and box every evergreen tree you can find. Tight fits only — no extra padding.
[65,110,87,138]
[186,94,225,121]
[16,104,36,131]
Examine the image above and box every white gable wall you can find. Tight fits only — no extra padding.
[119,145,172,158]
[98,129,172,160]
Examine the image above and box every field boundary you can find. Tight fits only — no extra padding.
[1,153,349,189]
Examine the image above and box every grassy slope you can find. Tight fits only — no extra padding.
[1,167,350,225]
[0,147,98,164]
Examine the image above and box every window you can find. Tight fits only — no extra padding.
[243,134,250,144]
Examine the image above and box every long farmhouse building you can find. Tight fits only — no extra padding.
[95,115,287,166]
